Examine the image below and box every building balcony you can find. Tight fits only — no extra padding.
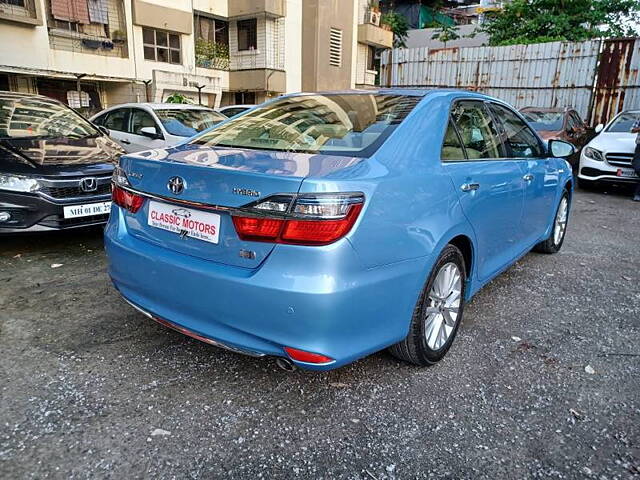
[228,0,286,19]
[358,23,393,49]
[229,68,285,93]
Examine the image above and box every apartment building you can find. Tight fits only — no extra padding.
[0,0,392,114]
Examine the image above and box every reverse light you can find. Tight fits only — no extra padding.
[584,147,604,162]
[112,185,144,213]
[112,165,130,186]
[232,193,364,245]
[284,347,334,364]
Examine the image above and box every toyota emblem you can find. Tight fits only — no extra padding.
[167,176,185,195]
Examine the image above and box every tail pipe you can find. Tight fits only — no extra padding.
[275,357,297,372]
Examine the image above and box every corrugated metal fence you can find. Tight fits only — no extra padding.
[380,38,640,125]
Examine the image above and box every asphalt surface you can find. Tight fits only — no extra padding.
[1,186,639,479]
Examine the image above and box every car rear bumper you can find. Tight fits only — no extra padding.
[104,206,426,370]
[0,191,111,233]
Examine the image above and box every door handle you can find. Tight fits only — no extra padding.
[120,139,131,145]
[460,183,480,192]
[523,173,534,182]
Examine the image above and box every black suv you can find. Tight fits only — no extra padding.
[0,92,123,232]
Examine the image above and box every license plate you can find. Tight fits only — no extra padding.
[147,200,220,244]
[63,201,112,219]
[617,168,638,178]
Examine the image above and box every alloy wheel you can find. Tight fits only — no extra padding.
[553,196,569,245]
[424,262,462,350]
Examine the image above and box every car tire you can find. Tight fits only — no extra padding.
[389,244,466,366]
[534,191,570,254]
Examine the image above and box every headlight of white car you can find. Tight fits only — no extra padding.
[0,174,41,193]
[583,147,604,162]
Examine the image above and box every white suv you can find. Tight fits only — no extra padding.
[578,110,639,189]
[91,103,226,153]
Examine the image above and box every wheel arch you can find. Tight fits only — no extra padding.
[448,234,474,280]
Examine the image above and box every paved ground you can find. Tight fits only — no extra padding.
[0,187,639,479]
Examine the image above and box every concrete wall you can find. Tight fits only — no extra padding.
[404,24,489,49]
[301,0,355,91]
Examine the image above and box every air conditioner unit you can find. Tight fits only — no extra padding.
[368,10,381,26]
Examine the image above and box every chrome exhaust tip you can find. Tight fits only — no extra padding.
[275,357,296,372]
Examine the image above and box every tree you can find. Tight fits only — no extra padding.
[165,93,192,104]
[431,23,461,48]
[381,11,409,48]
[482,0,640,46]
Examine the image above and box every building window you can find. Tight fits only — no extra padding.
[237,18,257,51]
[143,27,181,64]
[329,28,343,67]
[235,91,256,105]
[196,15,228,45]
[367,46,376,70]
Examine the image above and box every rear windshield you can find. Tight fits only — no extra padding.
[521,111,564,131]
[189,94,422,157]
[0,95,99,140]
[606,112,640,133]
[154,108,226,137]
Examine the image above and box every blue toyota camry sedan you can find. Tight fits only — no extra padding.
[105,89,575,371]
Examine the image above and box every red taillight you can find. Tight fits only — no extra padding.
[284,347,334,364]
[281,203,363,244]
[112,185,145,213]
[232,193,364,246]
[232,216,284,241]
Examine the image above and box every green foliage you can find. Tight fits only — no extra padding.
[483,0,640,46]
[111,29,127,42]
[431,23,461,45]
[195,38,230,70]
[165,93,192,104]
[381,11,409,48]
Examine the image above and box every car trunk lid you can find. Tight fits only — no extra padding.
[118,145,365,268]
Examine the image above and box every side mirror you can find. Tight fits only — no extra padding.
[549,139,575,158]
[139,126,162,139]
[594,124,604,134]
[96,125,110,136]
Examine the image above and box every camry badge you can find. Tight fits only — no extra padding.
[167,176,185,195]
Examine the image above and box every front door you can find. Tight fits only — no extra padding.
[126,108,166,152]
[489,103,558,246]
[442,100,527,282]
[101,108,134,152]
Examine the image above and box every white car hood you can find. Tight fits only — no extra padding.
[587,132,637,153]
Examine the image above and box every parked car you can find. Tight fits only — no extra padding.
[91,103,226,153]
[577,110,640,189]
[217,105,253,117]
[105,90,574,371]
[520,107,590,165]
[0,91,122,233]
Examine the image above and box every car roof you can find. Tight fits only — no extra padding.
[104,102,214,110]
[520,107,572,113]
[0,90,63,103]
[219,104,254,109]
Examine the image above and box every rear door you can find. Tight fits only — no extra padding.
[125,108,167,152]
[442,100,527,282]
[489,103,558,246]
